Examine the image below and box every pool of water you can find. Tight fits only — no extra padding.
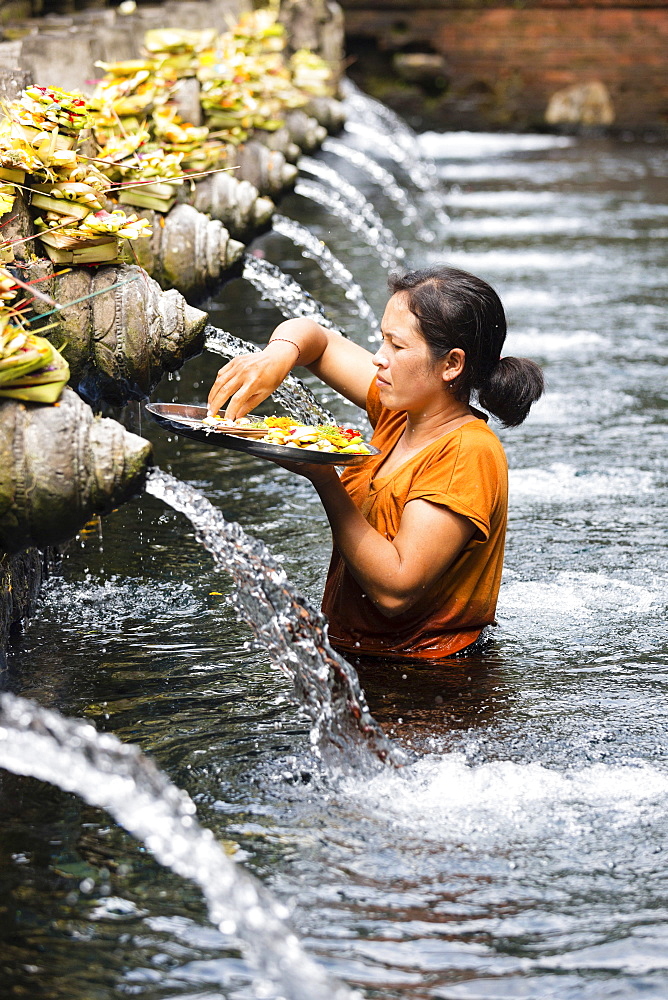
[1,128,667,1000]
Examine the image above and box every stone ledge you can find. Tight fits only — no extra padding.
[0,0,248,92]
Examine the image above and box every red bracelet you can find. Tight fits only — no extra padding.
[268,338,301,361]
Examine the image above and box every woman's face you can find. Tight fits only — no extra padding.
[373,292,455,413]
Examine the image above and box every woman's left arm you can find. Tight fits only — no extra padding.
[308,468,475,618]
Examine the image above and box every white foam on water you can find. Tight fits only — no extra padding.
[504,329,604,355]
[434,250,599,272]
[499,288,560,310]
[339,753,668,847]
[437,161,580,183]
[521,390,636,426]
[508,463,653,500]
[537,936,668,974]
[419,131,576,159]
[499,572,660,620]
[434,977,579,1000]
[521,392,575,425]
[444,189,560,210]
[445,215,587,238]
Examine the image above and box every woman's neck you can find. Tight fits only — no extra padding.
[373,397,478,481]
[403,395,476,447]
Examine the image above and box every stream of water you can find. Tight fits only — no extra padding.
[204,324,336,426]
[271,214,380,336]
[2,121,667,1000]
[0,691,358,1000]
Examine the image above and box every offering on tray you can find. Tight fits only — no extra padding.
[200,414,267,437]
[145,404,380,467]
[13,86,92,142]
[203,414,372,455]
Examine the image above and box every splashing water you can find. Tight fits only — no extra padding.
[341,79,440,191]
[271,215,381,337]
[0,692,359,1000]
[321,136,435,241]
[299,156,405,260]
[340,81,449,226]
[145,469,409,769]
[295,179,403,270]
[342,122,450,228]
[343,120,415,176]
[204,325,336,425]
[242,255,343,333]
[340,78,423,158]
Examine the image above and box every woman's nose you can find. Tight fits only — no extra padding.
[372,349,389,369]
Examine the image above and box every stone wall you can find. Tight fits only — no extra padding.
[0,0,346,652]
[0,0,248,95]
[341,0,668,132]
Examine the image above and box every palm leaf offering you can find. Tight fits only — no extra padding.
[290,49,337,97]
[143,28,218,78]
[91,61,165,119]
[0,8,337,266]
[34,209,150,263]
[0,86,153,263]
[198,10,309,137]
[13,86,91,139]
[106,149,185,214]
[91,8,336,153]
[0,303,69,404]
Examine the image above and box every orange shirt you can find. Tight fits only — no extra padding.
[322,380,508,660]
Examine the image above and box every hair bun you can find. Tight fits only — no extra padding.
[478,357,544,427]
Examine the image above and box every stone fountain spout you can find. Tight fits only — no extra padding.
[118,204,245,301]
[24,264,208,406]
[185,173,275,243]
[0,387,151,554]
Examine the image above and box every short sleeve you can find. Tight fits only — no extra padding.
[365,377,382,428]
[406,428,504,543]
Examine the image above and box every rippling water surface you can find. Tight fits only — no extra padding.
[2,129,667,999]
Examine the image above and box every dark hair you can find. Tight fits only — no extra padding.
[388,265,544,427]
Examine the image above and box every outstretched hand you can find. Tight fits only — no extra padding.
[207,351,291,420]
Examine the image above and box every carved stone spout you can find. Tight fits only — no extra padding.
[225,142,298,197]
[284,109,327,151]
[304,97,346,134]
[185,172,274,242]
[253,127,301,164]
[128,204,245,299]
[0,387,152,554]
[26,264,208,405]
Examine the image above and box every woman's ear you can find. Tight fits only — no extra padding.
[441,348,466,383]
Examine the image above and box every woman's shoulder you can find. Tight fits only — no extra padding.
[456,414,504,443]
[449,418,508,467]
[410,419,507,490]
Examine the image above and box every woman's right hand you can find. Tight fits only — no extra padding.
[207,318,377,418]
[207,345,296,420]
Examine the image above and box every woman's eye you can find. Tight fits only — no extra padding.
[380,336,403,350]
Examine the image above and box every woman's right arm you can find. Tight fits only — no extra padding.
[207,318,377,420]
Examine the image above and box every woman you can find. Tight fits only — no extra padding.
[207,265,544,661]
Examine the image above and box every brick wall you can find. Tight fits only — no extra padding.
[341,1,668,130]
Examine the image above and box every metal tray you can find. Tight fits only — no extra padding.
[145,403,381,467]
